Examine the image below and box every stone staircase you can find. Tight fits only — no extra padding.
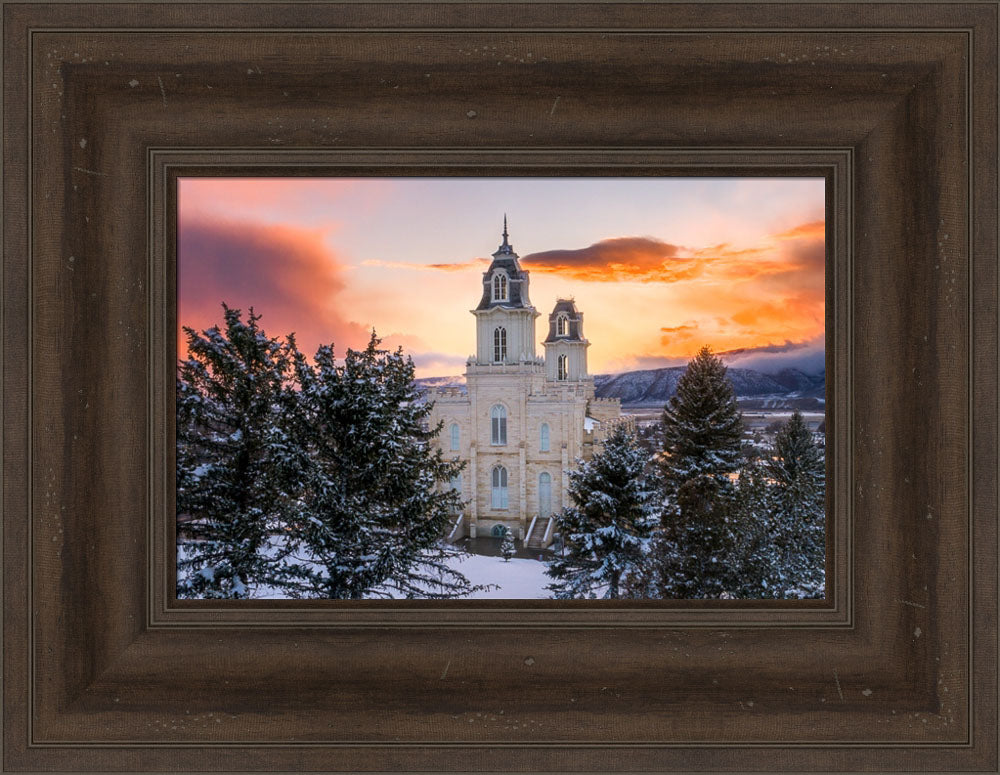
[526,516,551,549]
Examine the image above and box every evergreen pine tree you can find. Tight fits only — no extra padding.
[766,411,825,597]
[275,333,481,599]
[500,527,516,562]
[660,345,743,497]
[768,411,824,490]
[546,425,657,599]
[655,346,744,598]
[726,458,781,597]
[176,305,302,599]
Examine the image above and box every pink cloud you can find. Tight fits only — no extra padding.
[177,217,372,360]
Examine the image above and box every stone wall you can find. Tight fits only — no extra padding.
[428,370,623,539]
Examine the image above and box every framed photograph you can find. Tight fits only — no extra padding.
[174,176,829,603]
[3,2,996,772]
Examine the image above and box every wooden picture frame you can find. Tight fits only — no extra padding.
[2,2,996,771]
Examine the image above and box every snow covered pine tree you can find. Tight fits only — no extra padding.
[765,410,825,597]
[654,345,744,598]
[274,333,480,599]
[176,305,303,598]
[546,425,657,599]
[500,527,516,562]
[726,456,781,598]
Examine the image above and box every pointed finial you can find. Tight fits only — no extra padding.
[495,214,514,254]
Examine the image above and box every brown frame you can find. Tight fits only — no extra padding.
[2,2,997,772]
[155,150,849,627]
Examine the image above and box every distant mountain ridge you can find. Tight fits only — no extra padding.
[416,365,825,408]
[413,375,466,390]
[593,365,825,407]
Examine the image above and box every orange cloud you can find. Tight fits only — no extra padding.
[519,222,825,294]
[649,285,822,360]
[362,257,489,272]
[415,221,825,300]
[612,219,827,365]
[659,321,700,349]
[520,237,697,282]
[773,220,825,241]
[660,322,699,334]
[178,217,372,361]
[689,243,763,261]
[429,259,490,272]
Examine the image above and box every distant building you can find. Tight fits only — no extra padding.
[429,219,623,547]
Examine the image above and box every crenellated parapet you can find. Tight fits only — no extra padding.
[467,360,545,376]
[433,386,469,400]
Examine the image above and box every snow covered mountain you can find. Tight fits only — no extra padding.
[763,367,827,398]
[413,375,466,390]
[593,366,825,407]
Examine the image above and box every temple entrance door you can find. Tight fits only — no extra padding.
[538,472,552,517]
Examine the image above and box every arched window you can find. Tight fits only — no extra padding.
[491,465,509,509]
[449,423,460,451]
[557,354,569,380]
[493,326,507,363]
[490,405,507,445]
[538,472,552,517]
[539,422,550,452]
[556,314,569,337]
[492,272,508,302]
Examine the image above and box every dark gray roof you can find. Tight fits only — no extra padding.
[474,221,532,311]
[543,298,585,342]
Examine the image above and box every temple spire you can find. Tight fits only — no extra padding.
[497,214,513,254]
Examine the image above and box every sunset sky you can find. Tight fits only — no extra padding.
[178,177,826,378]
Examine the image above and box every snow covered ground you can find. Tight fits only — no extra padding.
[178,540,554,599]
[434,552,552,599]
